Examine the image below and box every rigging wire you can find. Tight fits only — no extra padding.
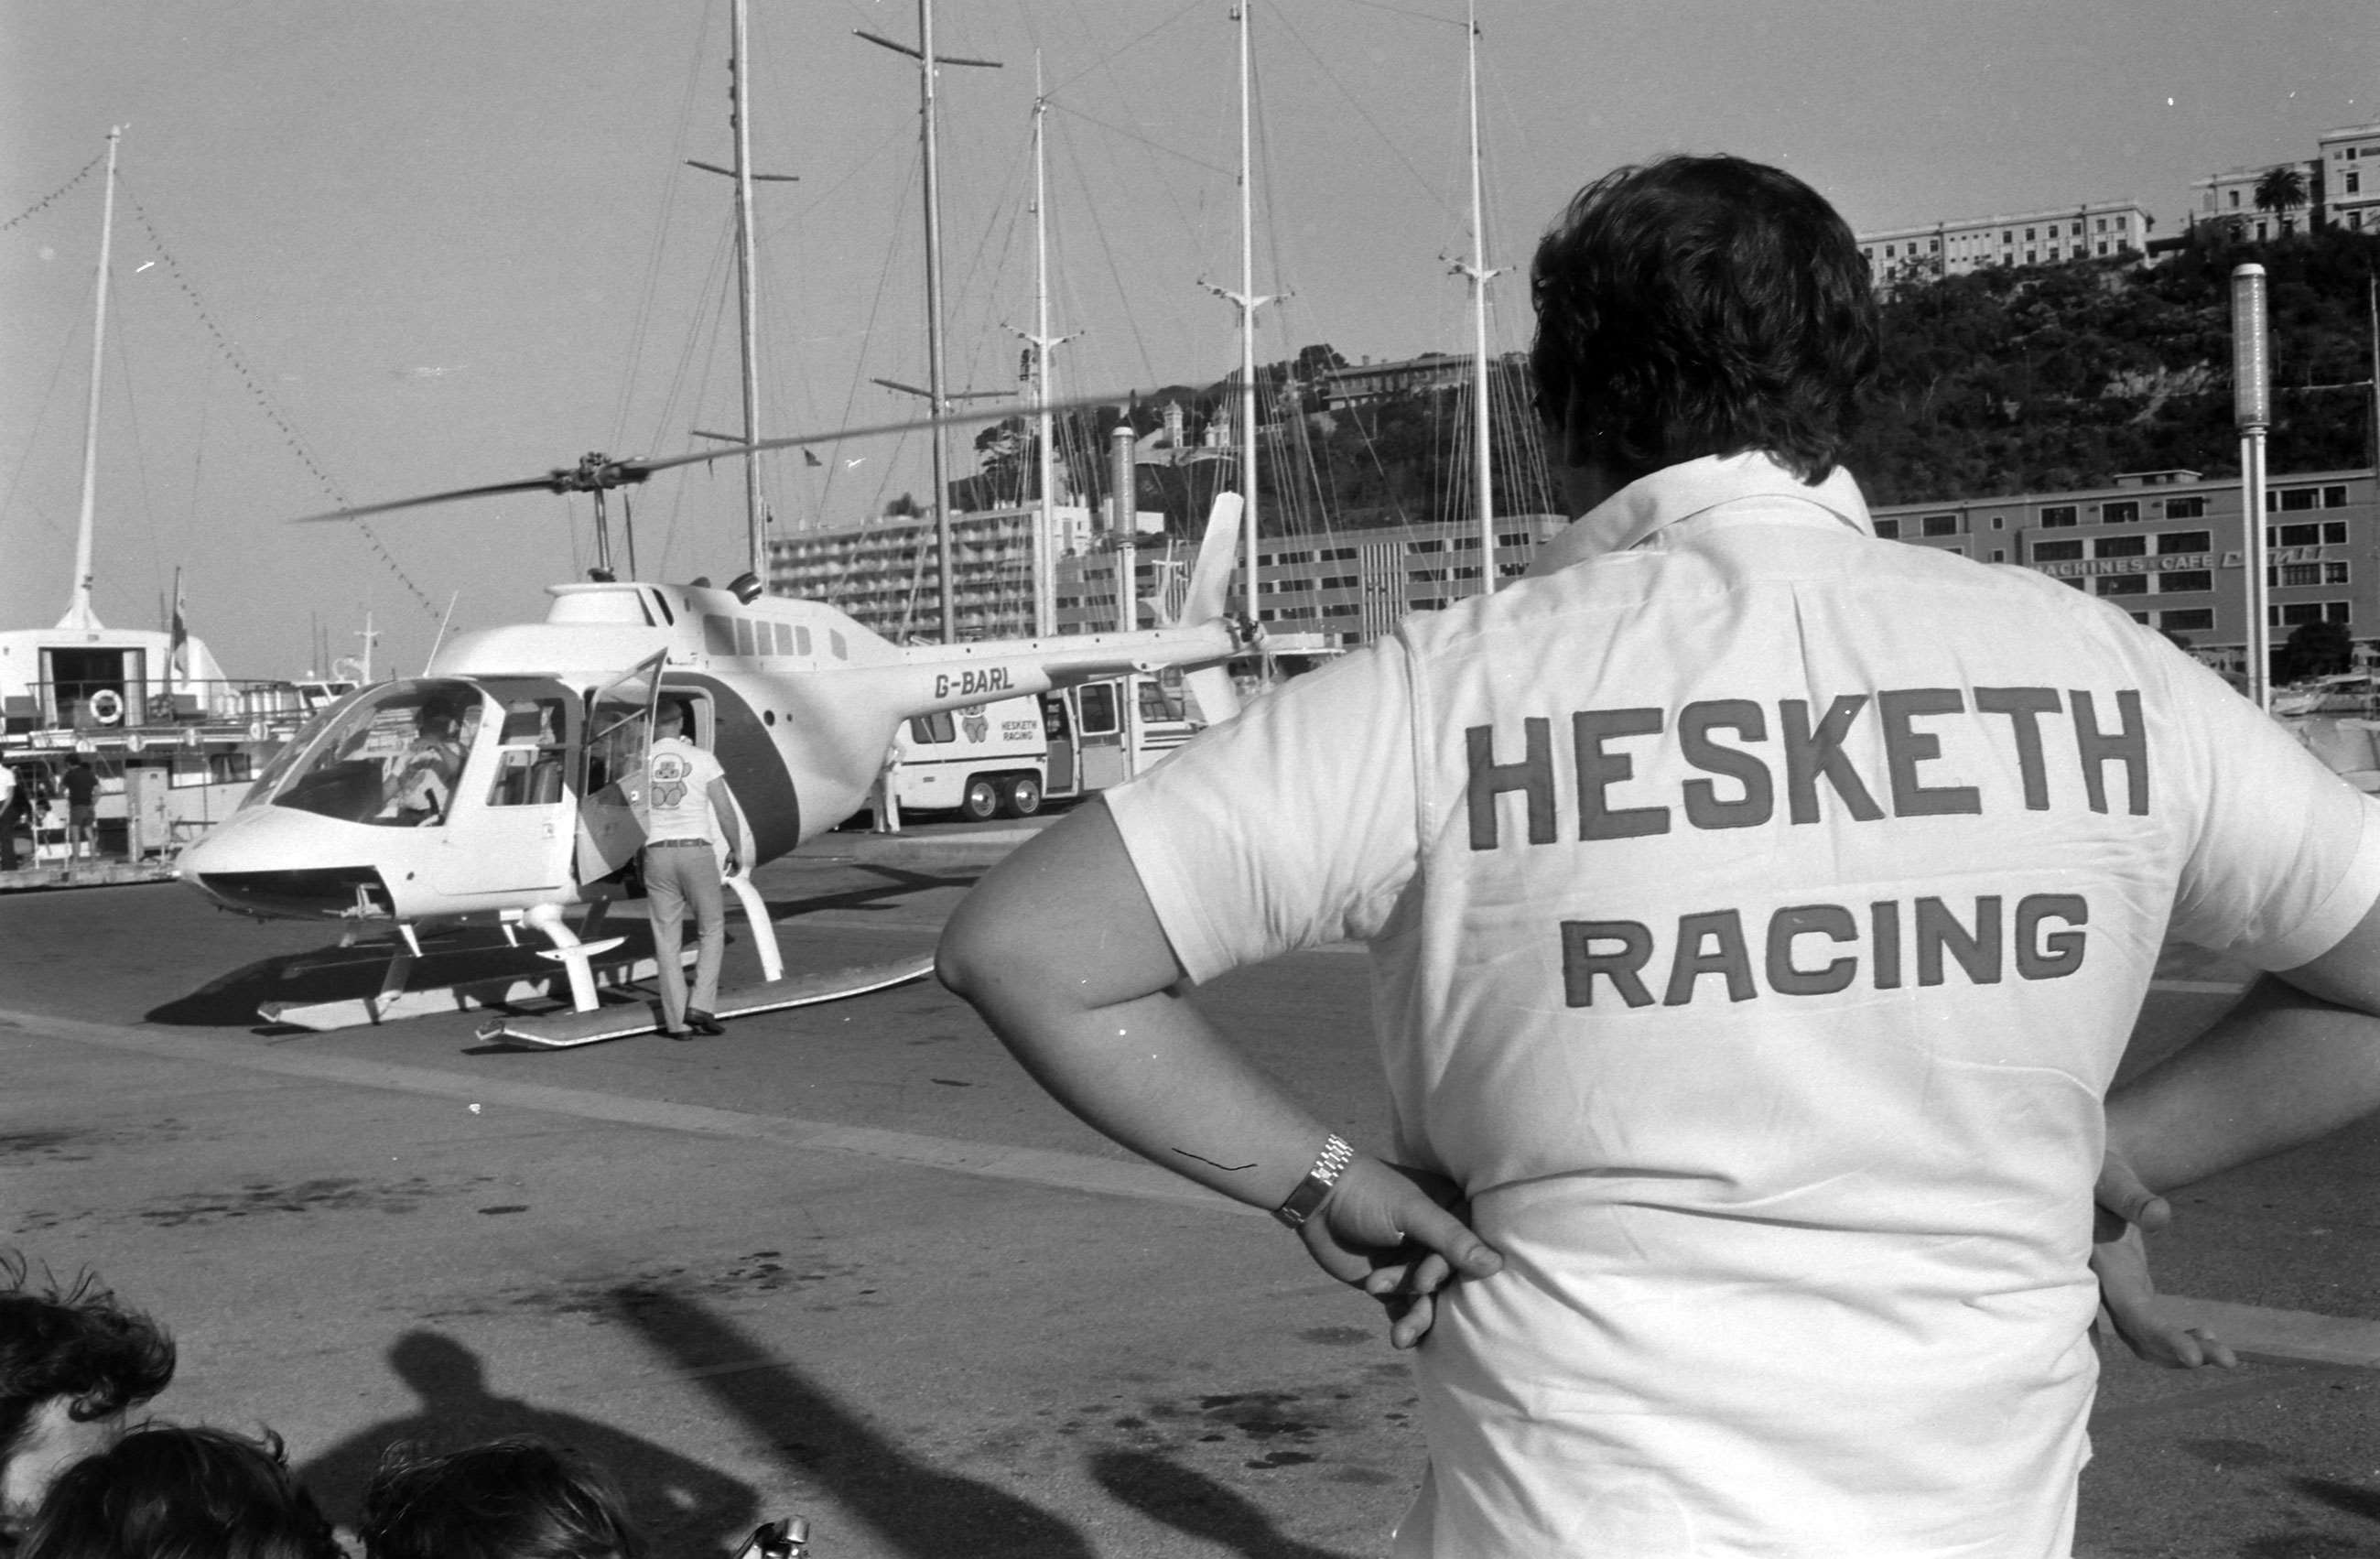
[118,181,442,623]
[103,271,168,607]
[0,306,86,542]
[1044,0,1209,101]
[1264,1,1459,222]
[0,150,106,233]
[611,0,720,457]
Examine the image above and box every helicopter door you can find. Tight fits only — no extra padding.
[428,682,577,896]
[576,651,665,882]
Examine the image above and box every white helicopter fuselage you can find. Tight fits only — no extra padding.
[177,578,1241,926]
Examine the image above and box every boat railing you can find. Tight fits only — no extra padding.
[1,677,358,745]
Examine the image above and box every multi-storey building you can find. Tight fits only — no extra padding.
[770,468,2380,676]
[2192,158,2327,240]
[766,505,1104,642]
[2319,122,2380,233]
[765,503,1567,645]
[1855,201,2150,288]
[1871,468,2378,674]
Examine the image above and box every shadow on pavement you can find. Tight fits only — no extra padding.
[613,1284,1096,1559]
[297,1329,760,1555]
[1090,1447,1358,1559]
[143,929,659,1028]
[2290,1474,2380,1523]
[759,862,980,924]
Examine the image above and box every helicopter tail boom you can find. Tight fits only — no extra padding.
[1182,492,1242,627]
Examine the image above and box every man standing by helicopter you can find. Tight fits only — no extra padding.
[637,699,747,1040]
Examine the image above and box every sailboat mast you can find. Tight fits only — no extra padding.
[1235,5,1260,621]
[1031,54,1058,638]
[1462,0,1498,596]
[919,0,957,643]
[731,0,765,582]
[63,126,121,632]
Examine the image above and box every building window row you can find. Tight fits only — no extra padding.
[2268,521,2351,547]
[2273,601,2353,627]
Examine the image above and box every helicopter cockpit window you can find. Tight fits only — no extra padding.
[238,695,356,811]
[258,680,490,828]
[485,698,568,807]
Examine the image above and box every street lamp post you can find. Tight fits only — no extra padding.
[2233,264,2272,710]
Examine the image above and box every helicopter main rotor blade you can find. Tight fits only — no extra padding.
[287,388,1146,525]
[622,391,1110,478]
[291,474,626,525]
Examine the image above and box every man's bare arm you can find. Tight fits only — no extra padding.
[937,800,1500,1346]
[2105,898,2380,1204]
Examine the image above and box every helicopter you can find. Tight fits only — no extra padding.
[175,436,1255,1026]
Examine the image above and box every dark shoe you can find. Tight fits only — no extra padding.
[664,1026,697,1042]
[686,1009,727,1036]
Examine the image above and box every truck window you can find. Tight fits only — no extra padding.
[1040,693,1070,740]
[1077,684,1120,736]
[908,711,957,744]
[1138,679,1185,722]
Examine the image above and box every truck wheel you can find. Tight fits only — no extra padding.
[960,777,1001,822]
[1001,774,1044,817]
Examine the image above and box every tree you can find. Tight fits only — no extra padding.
[2277,618,2354,684]
[1293,343,1347,382]
[2254,165,2309,233]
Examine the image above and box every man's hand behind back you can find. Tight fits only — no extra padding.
[1301,1156,1503,1350]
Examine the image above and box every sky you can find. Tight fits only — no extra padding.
[2,0,2370,677]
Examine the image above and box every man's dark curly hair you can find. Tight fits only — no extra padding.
[1529,154,1879,485]
[19,1424,344,1559]
[359,1438,643,1559]
[0,1257,176,1458]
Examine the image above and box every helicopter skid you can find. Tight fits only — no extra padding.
[476,953,936,1050]
[260,946,698,1032]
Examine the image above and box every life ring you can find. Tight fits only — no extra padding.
[87,689,124,726]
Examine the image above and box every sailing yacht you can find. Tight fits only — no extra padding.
[0,130,340,869]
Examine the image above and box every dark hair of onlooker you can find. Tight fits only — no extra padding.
[18,1424,344,1559]
[0,1256,177,1460]
[1529,153,1880,486]
[359,1438,644,1559]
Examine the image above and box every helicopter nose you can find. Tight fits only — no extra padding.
[178,807,395,919]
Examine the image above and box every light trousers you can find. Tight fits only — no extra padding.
[644,844,724,1027]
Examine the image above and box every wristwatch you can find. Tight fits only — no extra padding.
[1272,1133,1356,1228]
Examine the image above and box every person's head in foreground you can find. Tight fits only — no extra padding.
[1528,151,1878,508]
[17,1424,342,1559]
[0,1259,177,1543]
[359,1438,643,1559]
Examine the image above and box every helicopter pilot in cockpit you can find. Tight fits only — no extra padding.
[389,699,480,826]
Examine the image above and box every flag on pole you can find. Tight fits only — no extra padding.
[802,449,822,467]
[168,569,189,689]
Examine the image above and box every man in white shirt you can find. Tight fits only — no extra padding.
[936,155,2380,1556]
[636,699,747,1039]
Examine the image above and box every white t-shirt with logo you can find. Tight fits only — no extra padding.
[639,736,726,845]
[1105,453,2380,1559]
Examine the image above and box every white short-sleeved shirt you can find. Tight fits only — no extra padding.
[1107,452,2380,1559]
[637,736,726,845]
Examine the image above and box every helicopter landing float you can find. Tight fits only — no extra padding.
[178,493,1254,1033]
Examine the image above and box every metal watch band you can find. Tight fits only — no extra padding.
[1272,1133,1356,1229]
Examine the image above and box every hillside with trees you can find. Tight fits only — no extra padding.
[944,224,2376,534]
[1846,223,2380,503]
